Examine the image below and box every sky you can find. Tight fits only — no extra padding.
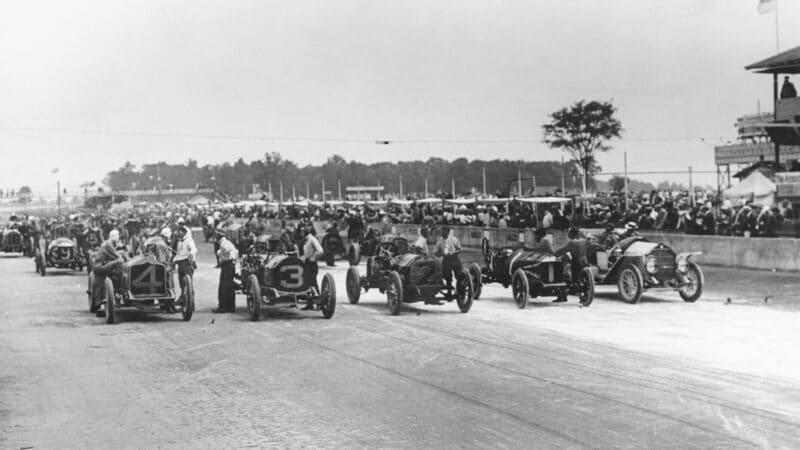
[2,0,800,197]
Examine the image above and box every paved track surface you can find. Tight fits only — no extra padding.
[2,236,800,449]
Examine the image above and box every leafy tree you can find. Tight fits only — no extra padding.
[542,99,623,198]
[608,176,627,192]
[17,185,32,203]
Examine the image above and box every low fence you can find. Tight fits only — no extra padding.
[248,219,797,272]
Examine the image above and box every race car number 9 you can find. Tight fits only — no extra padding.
[279,264,304,289]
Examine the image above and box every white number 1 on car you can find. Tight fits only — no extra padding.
[279,265,304,289]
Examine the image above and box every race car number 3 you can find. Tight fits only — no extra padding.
[279,265,304,289]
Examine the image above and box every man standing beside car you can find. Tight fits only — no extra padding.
[214,227,238,313]
[302,227,324,309]
[173,225,197,292]
[434,226,462,296]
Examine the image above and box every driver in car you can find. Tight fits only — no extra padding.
[91,229,125,317]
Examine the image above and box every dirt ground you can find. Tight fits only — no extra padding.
[1,235,799,449]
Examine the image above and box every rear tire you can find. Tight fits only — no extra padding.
[679,262,704,302]
[348,243,360,266]
[320,273,336,319]
[512,269,529,309]
[181,275,195,321]
[456,269,474,313]
[386,271,403,316]
[247,274,261,321]
[104,278,116,324]
[481,237,490,256]
[346,266,361,304]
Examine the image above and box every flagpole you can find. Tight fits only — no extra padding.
[775,0,780,52]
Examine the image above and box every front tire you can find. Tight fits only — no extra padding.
[38,253,46,277]
[320,273,336,319]
[679,262,704,302]
[181,275,195,321]
[512,268,529,309]
[104,278,116,324]
[386,271,403,315]
[468,262,482,300]
[346,266,361,304]
[456,269,474,313]
[577,267,595,307]
[617,264,644,304]
[247,274,261,321]
[88,272,98,312]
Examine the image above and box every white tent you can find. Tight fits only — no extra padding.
[723,171,776,206]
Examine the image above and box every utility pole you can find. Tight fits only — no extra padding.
[399,174,403,198]
[279,182,284,203]
[424,177,429,198]
[689,166,694,204]
[517,161,522,196]
[306,182,310,200]
[338,179,342,200]
[321,179,325,202]
[57,181,61,216]
[561,156,566,194]
[624,151,629,210]
[482,167,487,196]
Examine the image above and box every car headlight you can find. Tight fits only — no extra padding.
[645,256,657,274]
[677,258,688,273]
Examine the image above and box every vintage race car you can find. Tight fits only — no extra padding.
[346,235,464,303]
[320,228,359,266]
[481,244,594,308]
[35,237,84,276]
[237,247,336,321]
[88,254,194,324]
[0,228,25,254]
[590,236,703,304]
[347,252,475,315]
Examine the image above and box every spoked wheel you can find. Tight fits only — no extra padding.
[512,268,529,309]
[576,267,595,307]
[247,274,261,321]
[348,243,360,266]
[679,262,704,302]
[320,273,336,319]
[104,278,116,324]
[617,265,644,304]
[386,271,403,316]
[88,272,98,312]
[455,269,474,313]
[346,266,361,304]
[181,275,195,321]
[467,262,482,300]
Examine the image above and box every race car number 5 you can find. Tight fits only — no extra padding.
[279,265,304,289]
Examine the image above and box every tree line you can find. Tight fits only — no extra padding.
[103,153,588,199]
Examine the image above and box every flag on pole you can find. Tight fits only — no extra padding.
[758,0,775,14]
